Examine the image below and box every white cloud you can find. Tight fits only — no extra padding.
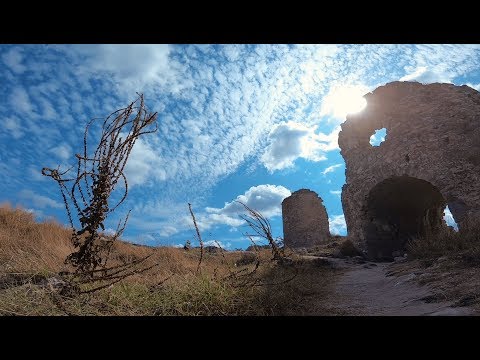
[203,240,232,249]
[25,208,51,220]
[330,190,342,197]
[103,228,116,236]
[399,66,452,84]
[399,45,480,86]
[3,117,23,139]
[2,47,26,74]
[206,184,291,218]
[124,137,167,187]
[39,97,57,120]
[126,201,193,240]
[261,121,339,172]
[201,213,245,228]
[9,86,33,114]
[69,45,184,94]
[125,217,181,236]
[158,225,181,237]
[18,189,63,209]
[28,165,46,182]
[171,184,294,234]
[322,163,343,176]
[466,82,480,91]
[329,215,347,235]
[49,143,72,161]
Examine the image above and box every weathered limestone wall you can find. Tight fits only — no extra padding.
[282,189,331,248]
[338,81,480,258]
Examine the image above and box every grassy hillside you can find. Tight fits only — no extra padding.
[0,204,337,316]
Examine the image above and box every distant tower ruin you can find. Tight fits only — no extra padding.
[281,189,331,248]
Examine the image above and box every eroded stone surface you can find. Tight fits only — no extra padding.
[282,189,330,248]
[338,81,480,259]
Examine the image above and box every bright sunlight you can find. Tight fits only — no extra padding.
[322,84,368,119]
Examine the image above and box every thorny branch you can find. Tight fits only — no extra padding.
[42,94,158,285]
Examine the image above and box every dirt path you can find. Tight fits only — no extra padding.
[322,259,475,316]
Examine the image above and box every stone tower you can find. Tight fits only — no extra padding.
[338,81,480,259]
[282,189,331,248]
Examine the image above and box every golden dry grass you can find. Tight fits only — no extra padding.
[0,202,73,273]
[0,204,337,316]
[407,218,480,264]
[0,202,248,281]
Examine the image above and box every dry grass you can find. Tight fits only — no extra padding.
[407,219,480,265]
[254,257,340,315]
[0,202,73,273]
[0,205,337,316]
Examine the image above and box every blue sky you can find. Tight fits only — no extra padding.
[1,44,477,249]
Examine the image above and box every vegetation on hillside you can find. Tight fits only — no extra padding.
[0,204,337,315]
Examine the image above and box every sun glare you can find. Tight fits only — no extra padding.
[322,85,368,119]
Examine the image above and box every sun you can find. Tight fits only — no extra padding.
[322,84,368,119]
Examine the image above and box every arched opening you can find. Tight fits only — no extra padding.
[365,176,447,260]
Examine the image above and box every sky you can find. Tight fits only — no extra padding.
[1,44,477,249]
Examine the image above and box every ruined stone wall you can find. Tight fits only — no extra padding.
[338,81,480,258]
[282,189,330,248]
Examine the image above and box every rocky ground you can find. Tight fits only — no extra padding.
[296,255,480,316]
[308,256,478,316]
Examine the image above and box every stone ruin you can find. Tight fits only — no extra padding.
[339,81,480,259]
[281,81,480,260]
[282,189,330,248]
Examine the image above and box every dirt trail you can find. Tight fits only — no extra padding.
[322,259,475,316]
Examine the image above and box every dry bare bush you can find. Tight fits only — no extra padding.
[41,94,158,290]
[236,252,257,266]
[237,201,285,262]
[185,201,298,289]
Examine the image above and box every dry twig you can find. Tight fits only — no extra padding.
[188,203,204,274]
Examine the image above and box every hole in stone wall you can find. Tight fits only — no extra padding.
[443,205,459,232]
[369,128,387,146]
